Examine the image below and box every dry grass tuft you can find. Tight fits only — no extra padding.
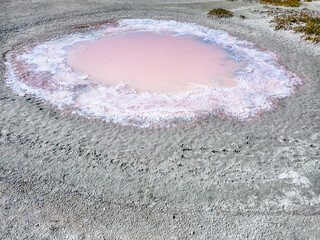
[272,11,320,43]
[260,0,301,7]
[208,8,233,18]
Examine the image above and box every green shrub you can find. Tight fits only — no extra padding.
[272,12,320,43]
[208,8,233,18]
[260,0,301,7]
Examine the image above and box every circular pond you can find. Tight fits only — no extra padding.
[5,19,301,127]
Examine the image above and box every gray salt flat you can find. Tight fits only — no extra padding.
[0,0,319,239]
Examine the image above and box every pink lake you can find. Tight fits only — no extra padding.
[66,32,244,94]
[6,19,302,127]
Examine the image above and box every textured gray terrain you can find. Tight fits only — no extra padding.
[0,0,320,239]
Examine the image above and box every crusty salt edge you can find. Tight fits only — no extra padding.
[5,19,302,127]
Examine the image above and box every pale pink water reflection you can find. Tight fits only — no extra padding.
[66,32,243,94]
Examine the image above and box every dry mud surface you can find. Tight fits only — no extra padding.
[0,0,320,239]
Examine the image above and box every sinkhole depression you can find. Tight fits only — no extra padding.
[5,19,302,127]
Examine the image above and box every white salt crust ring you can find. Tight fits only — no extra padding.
[5,19,302,127]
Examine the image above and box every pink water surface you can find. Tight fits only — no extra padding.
[5,19,302,127]
[66,32,244,94]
